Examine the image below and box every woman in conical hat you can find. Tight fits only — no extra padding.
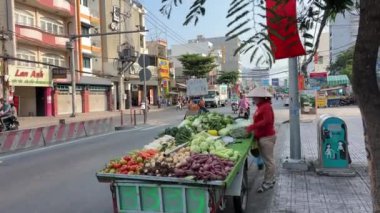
[246,87,277,193]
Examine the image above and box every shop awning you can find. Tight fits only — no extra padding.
[58,76,113,86]
[176,83,187,88]
[79,76,113,86]
[327,75,350,86]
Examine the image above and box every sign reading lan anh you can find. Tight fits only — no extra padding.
[9,66,51,87]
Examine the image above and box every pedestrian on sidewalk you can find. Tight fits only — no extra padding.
[246,87,276,193]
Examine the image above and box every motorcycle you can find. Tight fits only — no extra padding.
[238,107,250,119]
[0,115,19,132]
[231,102,239,114]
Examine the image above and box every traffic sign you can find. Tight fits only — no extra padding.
[139,68,152,82]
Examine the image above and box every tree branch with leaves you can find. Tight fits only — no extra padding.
[178,54,217,78]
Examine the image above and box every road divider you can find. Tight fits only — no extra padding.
[0,118,114,154]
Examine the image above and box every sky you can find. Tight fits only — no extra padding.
[139,0,289,78]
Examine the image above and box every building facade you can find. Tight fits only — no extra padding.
[0,0,114,117]
[190,35,241,73]
[314,31,330,73]
[329,12,359,63]
[100,0,147,109]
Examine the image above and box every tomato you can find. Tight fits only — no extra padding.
[112,163,122,169]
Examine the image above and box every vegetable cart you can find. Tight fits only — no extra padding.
[96,139,252,213]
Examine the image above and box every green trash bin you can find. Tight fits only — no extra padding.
[316,115,355,176]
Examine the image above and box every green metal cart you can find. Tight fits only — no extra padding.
[96,139,252,213]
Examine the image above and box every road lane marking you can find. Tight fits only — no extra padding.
[140,125,165,131]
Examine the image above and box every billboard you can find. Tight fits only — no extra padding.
[158,58,169,79]
[309,72,327,90]
[186,78,208,97]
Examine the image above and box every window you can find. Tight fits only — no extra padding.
[81,0,88,7]
[140,35,144,48]
[40,18,64,35]
[81,25,90,35]
[318,56,324,64]
[83,56,91,69]
[16,49,36,67]
[15,10,34,27]
[42,54,65,68]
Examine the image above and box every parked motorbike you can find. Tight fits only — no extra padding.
[231,102,239,114]
[0,116,19,132]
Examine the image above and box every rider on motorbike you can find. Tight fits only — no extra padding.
[238,93,250,119]
[0,98,12,127]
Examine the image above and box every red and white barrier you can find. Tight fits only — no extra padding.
[0,118,115,154]
[0,127,45,153]
[43,122,86,145]
[84,118,114,136]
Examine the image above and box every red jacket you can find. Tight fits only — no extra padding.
[247,101,275,139]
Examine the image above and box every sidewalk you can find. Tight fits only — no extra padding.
[17,106,176,130]
[269,114,371,212]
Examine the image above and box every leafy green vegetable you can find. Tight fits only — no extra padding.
[174,127,193,145]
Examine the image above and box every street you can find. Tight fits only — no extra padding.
[0,101,364,213]
[0,107,190,213]
[0,104,243,213]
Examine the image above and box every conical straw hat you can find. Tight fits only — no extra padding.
[246,87,272,98]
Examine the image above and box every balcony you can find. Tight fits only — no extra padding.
[15,25,68,50]
[16,0,74,17]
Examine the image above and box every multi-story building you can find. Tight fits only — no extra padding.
[100,0,147,109]
[314,31,330,73]
[0,0,114,117]
[190,35,241,73]
[146,39,169,103]
[170,40,221,85]
[329,12,359,63]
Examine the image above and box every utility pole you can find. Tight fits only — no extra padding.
[1,28,9,101]
[66,40,76,117]
[143,53,147,124]
[283,57,308,171]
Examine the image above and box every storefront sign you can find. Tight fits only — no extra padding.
[158,58,169,78]
[8,66,51,87]
[52,67,68,79]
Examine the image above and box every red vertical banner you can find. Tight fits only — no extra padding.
[266,0,306,59]
[298,74,305,90]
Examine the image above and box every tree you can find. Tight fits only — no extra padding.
[161,0,380,210]
[217,71,239,85]
[328,46,354,80]
[177,54,217,78]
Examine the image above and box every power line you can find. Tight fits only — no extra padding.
[140,1,211,53]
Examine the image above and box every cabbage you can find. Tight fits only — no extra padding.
[190,145,201,153]
[218,128,230,137]
[200,142,209,151]
[205,137,214,144]
[178,120,191,128]
[192,118,202,127]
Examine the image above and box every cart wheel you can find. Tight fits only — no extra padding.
[233,164,248,213]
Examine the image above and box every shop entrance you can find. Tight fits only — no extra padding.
[36,87,45,116]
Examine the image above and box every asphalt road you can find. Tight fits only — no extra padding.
[0,102,288,213]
